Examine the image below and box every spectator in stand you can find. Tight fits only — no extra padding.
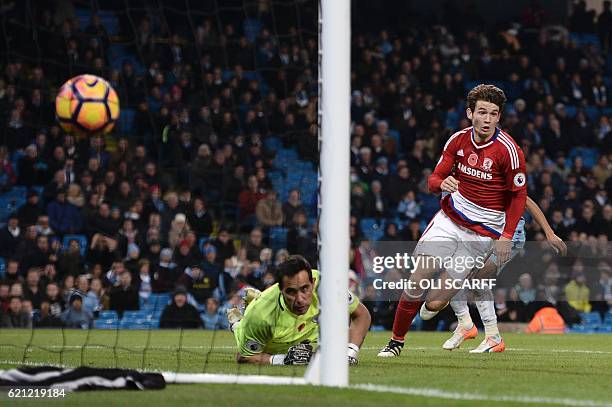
[0,283,10,314]
[238,175,265,225]
[44,282,64,318]
[17,190,43,227]
[35,215,54,238]
[136,259,153,303]
[60,293,93,329]
[109,271,139,318]
[168,213,190,250]
[1,296,32,328]
[88,234,120,271]
[61,275,76,304]
[397,190,421,221]
[177,263,216,305]
[211,224,233,257]
[245,227,266,261]
[0,1,611,329]
[201,297,226,330]
[23,268,44,309]
[0,145,16,192]
[255,189,284,228]
[565,272,592,313]
[153,248,178,293]
[282,189,304,227]
[159,287,202,329]
[36,300,63,327]
[512,273,537,307]
[0,216,22,258]
[57,238,86,277]
[86,278,109,313]
[187,197,213,238]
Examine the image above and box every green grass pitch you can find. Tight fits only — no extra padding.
[1,329,611,406]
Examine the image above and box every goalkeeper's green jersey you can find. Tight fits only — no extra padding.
[234,269,360,356]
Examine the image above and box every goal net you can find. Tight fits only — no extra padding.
[0,0,349,387]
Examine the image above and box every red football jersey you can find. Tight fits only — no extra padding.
[428,126,527,239]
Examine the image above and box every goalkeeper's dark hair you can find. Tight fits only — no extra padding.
[466,84,507,113]
[276,255,312,289]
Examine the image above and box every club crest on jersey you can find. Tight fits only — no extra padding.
[482,157,493,172]
[468,153,478,166]
[514,172,526,187]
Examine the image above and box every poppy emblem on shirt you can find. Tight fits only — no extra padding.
[246,340,263,352]
[482,158,493,171]
[468,153,478,166]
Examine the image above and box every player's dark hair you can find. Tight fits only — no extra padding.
[277,255,312,289]
[466,84,507,112]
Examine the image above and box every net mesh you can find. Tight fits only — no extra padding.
[0,0,319,381]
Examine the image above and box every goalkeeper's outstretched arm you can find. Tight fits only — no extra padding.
[236,353,274,364]
[349,302,371,347]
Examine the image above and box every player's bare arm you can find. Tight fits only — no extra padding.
[349,302,371,348]
[525,196,567,255]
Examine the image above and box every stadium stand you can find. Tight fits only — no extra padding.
[0,0,610,332]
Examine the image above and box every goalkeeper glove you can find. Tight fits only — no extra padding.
[347,343,360,366]
[283,342,313,365]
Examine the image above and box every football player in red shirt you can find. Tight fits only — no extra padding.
[378,84,527,357]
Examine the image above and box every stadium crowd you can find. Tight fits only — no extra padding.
[0,0,611,330]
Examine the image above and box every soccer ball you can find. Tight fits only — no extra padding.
[55,74,120,135]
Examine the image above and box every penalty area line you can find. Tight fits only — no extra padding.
[1,344,612,354]
[2,359,610,406]
[352,383,612,407]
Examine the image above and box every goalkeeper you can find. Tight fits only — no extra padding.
[227,255,371,365]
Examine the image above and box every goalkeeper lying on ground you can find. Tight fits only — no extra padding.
[227,255,371,365]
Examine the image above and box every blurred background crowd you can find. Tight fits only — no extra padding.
[0,0,611,331]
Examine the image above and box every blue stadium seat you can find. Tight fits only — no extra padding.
[122,310,151,320]
[198,237,212,253]
[116,107,136,135]
[98,310,118,320]
[107,44,128,60]
[264,136,282,151]
[75,9,119,36]
[564,105,577,117]
[150,293,172,309]
[111,56,145,76]
[360,218,385,241]
[269,227,288,251]
[243,18,263,43]
[387,129,400,146]
[568,147,598,169]
[599,325,612,333]
[2,186,27,200]
[94,319,119,329]
[10,150,25,176]
[62,234,88,256]
[580,312,601,330]
[0,257,5,278]
[0,197,24,224]
[584,106,599,122]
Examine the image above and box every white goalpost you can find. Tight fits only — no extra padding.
[317,0,351,388]
[161,0,352,387]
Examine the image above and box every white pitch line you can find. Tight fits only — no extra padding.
[352,383,612,407]
[1,344,612,354]
[0,360,609,406]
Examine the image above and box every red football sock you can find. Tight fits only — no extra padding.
[391,298,423,341]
